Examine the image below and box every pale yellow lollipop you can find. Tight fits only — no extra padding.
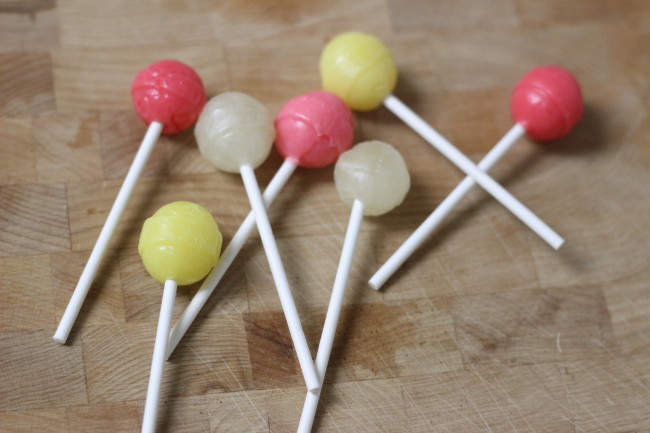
[194,92,275,173]
[138,201,222,285]
[334,140,410,216]
[138,201,222,433]
[320,32,397,111]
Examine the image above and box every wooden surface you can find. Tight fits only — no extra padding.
[1,1,650,432]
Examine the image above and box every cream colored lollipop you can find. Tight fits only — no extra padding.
[334,140,410,216]
[296,140,410,433]
[194,92,320,392]
[195,92,275,173]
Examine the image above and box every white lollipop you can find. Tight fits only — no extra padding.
[194,92,319,392]
[195,92,275,173]
[296,140,410,433]
[334,141,411,216]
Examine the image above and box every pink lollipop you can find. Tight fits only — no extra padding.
[54,60,206,344]
[275,90,354,167]
[131,60,206,135]
[371,66,584,290]
[165,90,354,359]
[511,66,583,142]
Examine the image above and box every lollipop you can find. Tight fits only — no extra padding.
[166,90,354,362]
[53,60,206,345]
[138,201,222,433]
[320,32,564,250]
[511,66,583,141]
[194,91,352,391]
[296,141,410,433]
[370,66,583,290]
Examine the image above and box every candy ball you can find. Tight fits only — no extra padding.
[195,92,275,174]
[138,201,222,285]
[131,60,206,135]
[334,140,410,216]
[275,91,355,168]
[320,32,397,111]
[511,66,583,142]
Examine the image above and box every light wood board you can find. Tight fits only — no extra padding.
[1,1,649,432]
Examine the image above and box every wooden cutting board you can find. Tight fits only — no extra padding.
[1,1,649,432]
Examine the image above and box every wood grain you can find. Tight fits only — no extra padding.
[0,52,54,115]
[1,1,649,432]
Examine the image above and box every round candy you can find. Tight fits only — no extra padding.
[320,32,397,111]
[511,66,583,142]
[334,140,410,216]
[195,92,275,174]
[138,201,222,285]
[275,91,355,168]
[131,60,206,135]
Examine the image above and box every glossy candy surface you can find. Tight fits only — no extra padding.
[334,140,410,216]
[511,66,583,142]
[195,92,275,173]
[138,201,222,285]
[275,91,355,168]
[131,60,206,135]
[320,32,397,111]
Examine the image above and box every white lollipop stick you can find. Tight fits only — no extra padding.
[297,140,409,430]
[383,95,563,250]
[297,199,364,433]
[165,160,297,358]
[141,279,177,433]
[370,123,527,290]
[54,121,164,344]
[239,164,320,392]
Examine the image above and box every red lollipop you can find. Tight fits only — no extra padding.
[132,60,206,135]
[54,60,206,345]
[511,66,583,142]
[370,66,584,290]
[275,90,354,167]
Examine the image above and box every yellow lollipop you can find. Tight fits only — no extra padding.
[138,201,221,433]
[139,201,222,285]
[320,31,397,111]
